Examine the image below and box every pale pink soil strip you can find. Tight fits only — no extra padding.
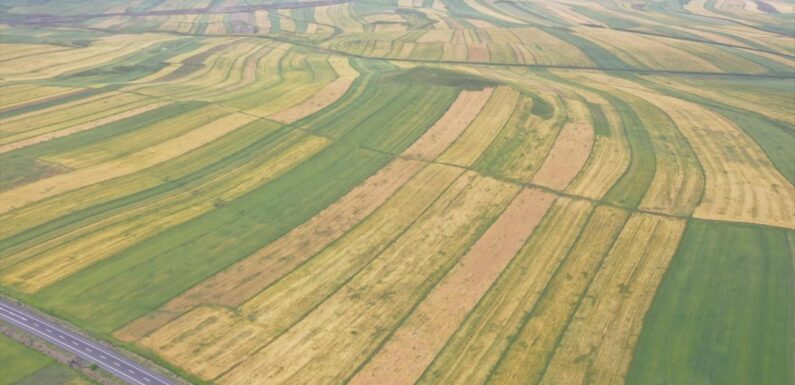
[348,187,556,385]
[531,121,594,191]
[267,58,360,124]
[402,87,494,160]
[468,44,490,62]
[0,101,171,154]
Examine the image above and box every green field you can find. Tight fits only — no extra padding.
[0,334,95,385]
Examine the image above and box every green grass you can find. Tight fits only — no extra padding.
[603,94,656,208]
[0,86,118,120]
[543,28,629,69]
[0,334,95,384]
[0,334,52,385]
[381,66,498,90]
[588,102,610,137]
[627,220,794,385]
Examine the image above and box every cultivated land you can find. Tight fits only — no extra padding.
[0,1,793,385]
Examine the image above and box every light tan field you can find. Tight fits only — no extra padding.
[0,112,256,213]
[403,87,494,160]
[531,98,595,190]
[538,214,686,385]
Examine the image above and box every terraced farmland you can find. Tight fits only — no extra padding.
[0,1,793,385]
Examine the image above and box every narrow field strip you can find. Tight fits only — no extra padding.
[0,84,79,112]
[538,214,686,385]
[0,112,257,214]
[485,205,629,385]
[402,86,494,160]
[348,187,556,385]
[562,88,631,200]
[0,92,147,139]
[531,98,595,190]
[268,57,360,124]
[0,101,171,154]
[44,104,232,169]
[474,91,564,182]
[414,197,593,385]
[626,87,794,228]
[436,86,519,167]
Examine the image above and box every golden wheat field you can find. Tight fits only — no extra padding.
[0,1,793,385]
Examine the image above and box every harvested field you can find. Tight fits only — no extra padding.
[348,187,556,385]
[531,98,595,190]
[0,3,792,385]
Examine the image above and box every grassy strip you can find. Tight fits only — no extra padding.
[0,101,206,191]
[0,86,118,120]
[603,94,656,208]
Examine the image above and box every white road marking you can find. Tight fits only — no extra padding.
[0,302,172,385]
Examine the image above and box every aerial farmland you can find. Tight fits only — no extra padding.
[0,1,792,385]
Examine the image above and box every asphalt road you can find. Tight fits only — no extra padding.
[0,299,178,385]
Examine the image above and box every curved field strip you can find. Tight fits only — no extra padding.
[437,86,520,167]
[0,112,257,214]
[0,91,148,141]
[647,76,795,128]
[568,73,704,215]
[462,0,524,24]
[538,214,686,385]
[267,56,360,124]
[348,187,556,385]
[531,98,595,191]
[0,133,329,293]
[0,43,71,62]
[403,87,494,160]
[508,28,594,66]
[219,172,519,385]
[0,34,177,82]
[133,40,275,102]
[641,76,795,184]
[474,91,565,183]
[0,84,79,111]
[561,87,631,200]
[578,29,724,72]
[414,197,593,385]
[625,87,794,228]
[485,205,629,385]
[0,101,171,154]
[44,104,232,169]
[139,163,464,380]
